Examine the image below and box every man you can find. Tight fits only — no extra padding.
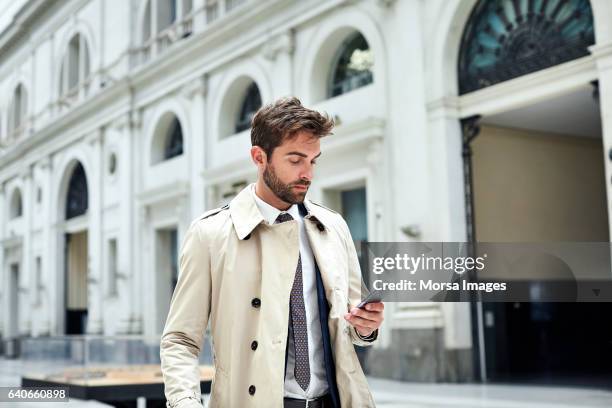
[160,97,384,408]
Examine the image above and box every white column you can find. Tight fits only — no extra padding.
[49,154,63,335]
[427,104,473,351]
[592,43,612,242]
[21,168,33,336]
[39,157,52,335]
[427,105,468,242]
[184,76,207,220]
[131,111,145,334]
[139,205,153,337]
[86,131,104,334]
[0,183,6,338]
[263,31,294,98]
[115,113,136,334]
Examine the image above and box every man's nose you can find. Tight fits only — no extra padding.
[300,166,313,181]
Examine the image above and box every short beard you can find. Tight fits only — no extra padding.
[263,162,309,204]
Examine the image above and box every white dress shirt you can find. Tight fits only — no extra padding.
[250,184,329,399]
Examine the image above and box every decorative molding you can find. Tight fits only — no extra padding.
[589,42,612,60]
[85,128,104,146]
[19,166,33,180]
[139,205,149,224]
[366,139,382,166]
[458,56,597,118]
[262,31,294,60]
[38,156,52,170]
[137,181,190,207]
[589,43,612,71]
[180,75,208,99]
[131,109,143,129]
[111,113,131,131]
[426,96,460,118]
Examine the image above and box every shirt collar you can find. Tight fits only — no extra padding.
[250,184,300,224]
[229,183,328,240]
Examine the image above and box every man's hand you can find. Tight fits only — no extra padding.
[344,302,384,338]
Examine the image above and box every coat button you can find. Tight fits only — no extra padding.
[251,340,258,350]
[251,298,261,308]
[248,385,256,395]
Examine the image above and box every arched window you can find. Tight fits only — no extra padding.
[59,34,91,97]
[329,32,373,98]
[458,0,595,94]
[65,162,89,220]
[151,113,185,164]
[235,82,262,133]
[164,117,184,160]
[9,188,23,219]
[8,83,27,135]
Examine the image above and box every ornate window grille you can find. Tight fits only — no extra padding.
[458,0,595,94]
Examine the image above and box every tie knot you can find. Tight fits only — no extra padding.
[275,212,294,224]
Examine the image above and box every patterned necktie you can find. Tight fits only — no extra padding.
[275,212,310,391]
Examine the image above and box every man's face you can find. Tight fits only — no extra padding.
[262,131,321,204]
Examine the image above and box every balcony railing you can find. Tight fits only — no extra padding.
[135,0,249,66]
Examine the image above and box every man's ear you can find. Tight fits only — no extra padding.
[250,146,267,169]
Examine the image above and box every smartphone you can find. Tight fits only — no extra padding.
[356,290,384,309]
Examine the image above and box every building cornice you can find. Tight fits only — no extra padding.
[0,0,56,55]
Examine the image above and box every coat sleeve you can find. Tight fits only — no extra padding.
[160,219,212,408]
[337,215,379,347]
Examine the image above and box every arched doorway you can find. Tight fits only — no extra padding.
[62,161,89,335]
[456,0,612,387]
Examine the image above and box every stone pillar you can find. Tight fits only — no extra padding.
[427,102,467,242]
[0,183,5,338]
[86,131,104,334]
[130,109,146,335]
[49,153,63,336]
[182,76,207,220]
[139,205,153,337]
[364,136,392,349]
[591,43,612,242]
[21,167,33,336]
[39,157,52,335]
[113,113,137,334]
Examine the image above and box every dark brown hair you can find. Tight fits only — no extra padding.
[251,96,334,158]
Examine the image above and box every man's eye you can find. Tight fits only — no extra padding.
[311,160,317,165]
[290,160,300,164]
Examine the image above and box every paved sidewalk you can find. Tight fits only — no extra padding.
[368,377,612,408]
[2,357,612,407]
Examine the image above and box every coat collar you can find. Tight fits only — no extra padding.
[229,183,328,240]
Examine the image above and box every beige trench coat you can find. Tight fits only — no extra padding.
[160,183,378,408]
